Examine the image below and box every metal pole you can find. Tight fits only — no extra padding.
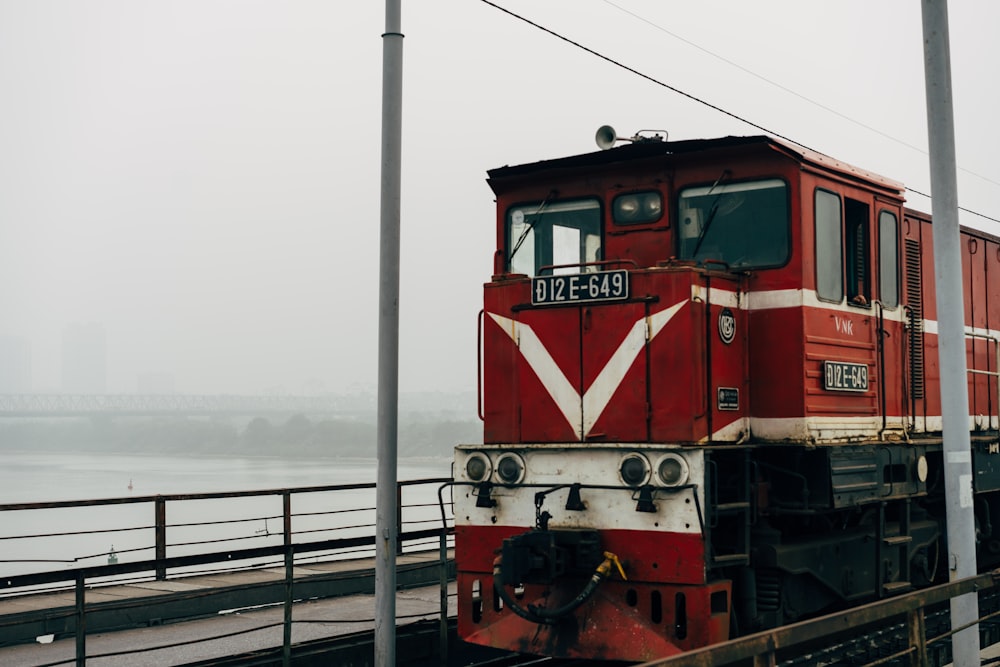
[907,607,928,667]
[439,524,449,665]
[376,1,403,665]
[397,481,404,556]
[920,1,980,663]
[155,497,167,581]
[75,572,85,667]
[282,492,292,667]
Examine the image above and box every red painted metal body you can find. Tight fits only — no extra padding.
[456,134,1000,662]
[483,269,746,444]
[456,524,725,659]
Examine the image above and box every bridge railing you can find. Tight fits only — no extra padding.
[0,476,453,593]
[0,477,455,665]
[636,569,1000,667]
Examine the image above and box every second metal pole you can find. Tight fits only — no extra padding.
[376,1,403,665]
[920,1,980,663]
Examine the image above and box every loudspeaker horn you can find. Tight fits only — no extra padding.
[595,125,623,150]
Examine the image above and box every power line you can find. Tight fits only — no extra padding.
[602,6,933,160]
[478,0,810,151]
[478,0,1000,226]
[600,1,1000,224]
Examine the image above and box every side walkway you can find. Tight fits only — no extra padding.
[0,550,453,649]
[0,578,458,666]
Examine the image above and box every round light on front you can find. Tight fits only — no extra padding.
[656,453,689,487]
[620,453,650,487]
[643,193,663,217]
[613,191,662,225]
[495,453,525,485]
[465,452,491,482]
[916,455,928,483]
[618,195,640,218]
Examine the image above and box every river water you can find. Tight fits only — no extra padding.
[0,450,451,504]
[0,450,453,580]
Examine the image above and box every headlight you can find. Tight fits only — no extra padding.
[641,192,663,217]
[495,452,525,485]
[613,192,662,224]
[619,453,651,487]
[656,453,689,487]
[617,195,640,217]
[465,452,491,482]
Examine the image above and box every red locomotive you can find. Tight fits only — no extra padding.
[454,129,1000,661]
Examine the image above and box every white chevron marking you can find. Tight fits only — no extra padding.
[488,299,686,440]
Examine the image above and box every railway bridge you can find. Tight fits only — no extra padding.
[1,477,999,666]
[0,393,342,419]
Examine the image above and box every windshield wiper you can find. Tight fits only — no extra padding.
[507,190,556,271]
[689,170,730,259]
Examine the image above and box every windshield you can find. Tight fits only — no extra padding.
[677,178,789,269]
[507,198,601,276]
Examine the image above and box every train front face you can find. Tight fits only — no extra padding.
[452,139,772,660]
[454,445,727,661]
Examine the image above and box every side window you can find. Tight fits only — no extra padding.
[815,189,843,302]
[845,198,871,306]
[878,210,899,308]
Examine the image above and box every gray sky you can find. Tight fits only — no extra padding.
[0,1,997,396]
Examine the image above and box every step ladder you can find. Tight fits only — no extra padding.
[707,451,752,569]
[877,500,913,597]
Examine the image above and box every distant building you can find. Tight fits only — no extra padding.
[137,371,175,394]
[0,335,31,393]
[61,323,107,394]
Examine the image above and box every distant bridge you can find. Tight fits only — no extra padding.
[0,394,346,418]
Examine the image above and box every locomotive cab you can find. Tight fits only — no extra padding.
[483,139,779,446]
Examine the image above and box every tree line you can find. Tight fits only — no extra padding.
[0,413,481,458]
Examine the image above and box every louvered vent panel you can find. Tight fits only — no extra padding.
[905,238,925,398]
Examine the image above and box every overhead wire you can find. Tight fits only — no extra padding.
[602,0,1000,191]
[478,0,1000,227]
[477,0,808,149]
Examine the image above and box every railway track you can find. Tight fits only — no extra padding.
[775,589,1000,667]
[173,616,632,666]
[459,655,586,667]
[175,587,1000,666]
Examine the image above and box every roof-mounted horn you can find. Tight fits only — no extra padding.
[595,125,669,150]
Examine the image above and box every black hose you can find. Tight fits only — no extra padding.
[492,551,624,625]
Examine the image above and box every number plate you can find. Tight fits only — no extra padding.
[823,361,869,392]
[531,270,630,306]
[717,387,739,411]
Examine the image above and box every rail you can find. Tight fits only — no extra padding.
[0,477,455,666]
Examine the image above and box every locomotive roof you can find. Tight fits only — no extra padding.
[487,134,905,196]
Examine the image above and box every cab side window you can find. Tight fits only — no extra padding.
[878,210,899,308]
[815,189,873,306]
[815,190,843,302]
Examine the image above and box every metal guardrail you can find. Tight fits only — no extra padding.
[14,480,1000,666]
[636,570,1000,667]
[0,477,451,585]
[0,477,455,667]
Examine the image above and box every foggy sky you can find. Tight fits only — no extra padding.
[0,1,996,397]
